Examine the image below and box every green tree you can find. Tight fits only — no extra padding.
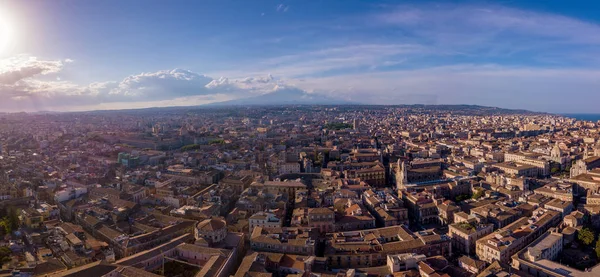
[472,190,485,200]
[578,227,595,246]
[455,194,470,202]
[0,246,11,264]
[180,144,201,151]
[0,207,19,235]
[7,208,19,231]
[0,219,9,236]
[596,238,600,259]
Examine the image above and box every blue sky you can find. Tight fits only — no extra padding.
[1,0,600,112]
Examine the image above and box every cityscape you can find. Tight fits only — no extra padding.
[0,105,599,277]
[2,0,600,277]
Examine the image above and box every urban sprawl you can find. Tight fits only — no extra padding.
[1,105,600,277]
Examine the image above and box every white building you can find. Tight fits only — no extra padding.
[249,211,282,232]
[387,253,426,272]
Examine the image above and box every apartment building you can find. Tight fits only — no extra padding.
[249,211,282,233]
[325,226,451,268]
[449,220,493,256]
[250,227,317,255]
[476,208,561,263]
[470,203,522,229]
[533,182,574,202]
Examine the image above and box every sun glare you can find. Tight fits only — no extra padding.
[0,9,15,56]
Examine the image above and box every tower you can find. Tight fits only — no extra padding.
[551,142,562,159]
[353,119,359,130]
[396,159,408,190]
[551,142,564,168]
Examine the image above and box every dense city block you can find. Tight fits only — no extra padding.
[1,105,600,277]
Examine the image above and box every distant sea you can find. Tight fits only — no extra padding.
[562,114,600,122]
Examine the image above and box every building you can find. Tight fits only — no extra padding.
[523,231,563,262]
[511,231,599,277]
[345,164,386,187]
[387,253,426,272]
[570,168,600,195]
[534,182,574,202]
[437,201,461,225]
[219,176,253,194]
[504,152,550,177]
[563,211,584,228]
[336,202,376,231]
[402,191,439,225]
[571,156,600,178]
[363,189,409,227]
[324,226,451,268]
[458,255,487,274]
[543,198,573,217]
[255,181,307,199]
[470,203,522,229]
[449,220,493,256]
[249,211,282,233]
[195,218,227,244]
[475,208,561,263]
[279,162,301,175]
[493,162,539,178]
[250,227,317,255]
[306,207,335,233]
[21,208,44,229]
[394,160,443,189]
[115,239,238,277]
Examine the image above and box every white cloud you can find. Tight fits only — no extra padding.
[0,57,324,111]
[204,74,278,95]
[0,55,65,84]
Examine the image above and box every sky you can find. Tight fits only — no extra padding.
[1,0,600,113]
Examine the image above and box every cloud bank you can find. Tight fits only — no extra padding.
[0,56,317,111]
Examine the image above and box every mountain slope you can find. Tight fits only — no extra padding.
[207,86,354,106]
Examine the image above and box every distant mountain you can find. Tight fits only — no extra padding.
[206,86,355,106]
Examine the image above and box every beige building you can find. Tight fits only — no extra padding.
[345,164,386,187]
[254,181,307,199]
[511,231,599,277]
[402,191,439,225]
[387,253,426,272]
[219,175,253,193]
[563,211,584,228]
[470,203,522,229]
[476,208,561,264]
[324,226,451,268]
[249,211,282,233]
[534,182,574,202]
[504,152,550,176]
[543,198,573,217]
[250,227,317,256]
[493,162,539,178]
[449,220,493,256]
[306,207,335,233]
[195,218,227,244]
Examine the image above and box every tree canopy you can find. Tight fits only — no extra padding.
[472,189,485,200]
[578,227,595,246]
